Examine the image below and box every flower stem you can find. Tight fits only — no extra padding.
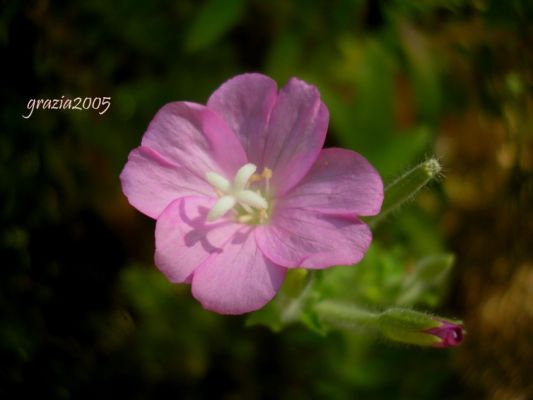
[314,301,465,348]
[369,158,442,226]
[314,300,379,331]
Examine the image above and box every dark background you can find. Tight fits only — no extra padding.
[1,0,532,399]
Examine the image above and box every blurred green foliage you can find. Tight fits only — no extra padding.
[2,0,532,399]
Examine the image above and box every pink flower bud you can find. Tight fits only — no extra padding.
[426,319,465,348]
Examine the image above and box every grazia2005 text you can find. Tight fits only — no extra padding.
[22,96,111,119]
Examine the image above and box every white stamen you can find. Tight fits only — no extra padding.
[207,195,236,221]
[233,163,257,192]
[236,190,268,209]
[204,163,271,223]
[205,172,231,193]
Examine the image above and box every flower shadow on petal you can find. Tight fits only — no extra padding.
[178,200,236,255]
[230,228,252,245]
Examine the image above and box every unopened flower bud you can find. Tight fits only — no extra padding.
[378,308,465,348]
[425,319,465,348]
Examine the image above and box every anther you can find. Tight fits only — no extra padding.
[262,167,273,180]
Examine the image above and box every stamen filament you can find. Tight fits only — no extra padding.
[238,214,254,223]
[263,167,272,196]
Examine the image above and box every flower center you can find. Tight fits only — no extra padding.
[205,163,273,224]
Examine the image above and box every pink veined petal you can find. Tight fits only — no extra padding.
[142,101,248,180]
[283,148,384,217]
[208,74,329,197]
[191,229,287,315]
[120,146,214,219]
[262,77,329,197]
[255,205,372,269]
[155,196,242,284]
[207,73,278,166]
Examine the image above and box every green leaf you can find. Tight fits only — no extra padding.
[399,22,443,123]
[185,0,246,52]
[326,40,433,178]
[245,300,283,332]
[246,269,326,335]
[396,254,455,307]
[336,40,396,157]
[265,32,302,83]
[317,244,406,307]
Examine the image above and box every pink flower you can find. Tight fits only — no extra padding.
[120,73,383,314]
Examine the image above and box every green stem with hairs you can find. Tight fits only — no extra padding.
[369,158,442,227]
[314,301,449,347]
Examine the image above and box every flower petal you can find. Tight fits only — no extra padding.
[256,205,372,269]
[142,101,248,180]
[120,146,213,219]
[283,148,384,217]
[207,73,278,165]
[155,196,241,283]
[263,78,329,196]
[208,74,329,197]
[191,229,286,314]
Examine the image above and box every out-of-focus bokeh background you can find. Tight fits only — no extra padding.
[2,0,532,398]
